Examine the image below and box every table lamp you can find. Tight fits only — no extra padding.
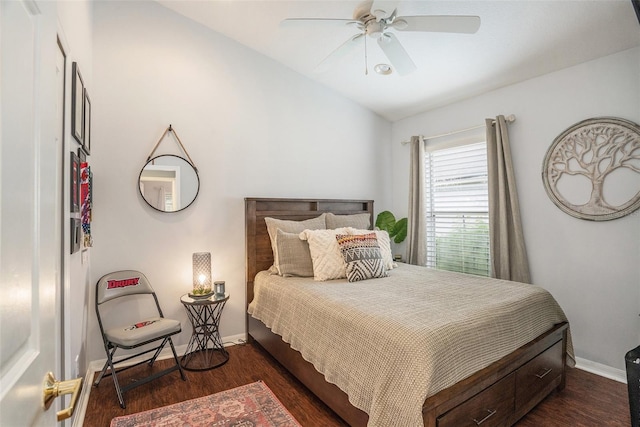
[192,252,212,296]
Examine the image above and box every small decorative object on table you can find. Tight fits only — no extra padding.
[214,281,225,297]
[190,252,212,298]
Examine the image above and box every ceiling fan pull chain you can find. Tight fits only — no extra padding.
[364,34,369,75]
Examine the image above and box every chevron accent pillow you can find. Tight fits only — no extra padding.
[345,228,396,271]
[336,233,388,282]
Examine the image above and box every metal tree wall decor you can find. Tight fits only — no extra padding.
[542,117,640,221]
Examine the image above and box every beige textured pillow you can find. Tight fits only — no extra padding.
[275,229,314,277]
[299,228,351,281]
[326,212,371,230]
[346,228,396,270]
[265,214,326,273]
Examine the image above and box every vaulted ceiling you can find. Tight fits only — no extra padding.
[157,0,640,121]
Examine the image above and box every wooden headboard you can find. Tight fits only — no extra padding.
[244,197,374,306]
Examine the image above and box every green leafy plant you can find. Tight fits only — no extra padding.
[375,211,408,244]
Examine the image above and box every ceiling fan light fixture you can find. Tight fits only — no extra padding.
[392,18,408,30]
[366,21,385,38]
[378,33,391,44]
[374,63,392,75]
[372,9,387,21]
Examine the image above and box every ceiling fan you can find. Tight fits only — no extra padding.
[281,0,480,76]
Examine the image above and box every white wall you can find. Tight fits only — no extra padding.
[57,0,93,379]
[87,1,391,363]
[392,47,640,373]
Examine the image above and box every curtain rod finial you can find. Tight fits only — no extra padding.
[505,114,516,123]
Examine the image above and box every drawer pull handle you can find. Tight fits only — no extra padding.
[535,368,552,379]
[473,409,497,425]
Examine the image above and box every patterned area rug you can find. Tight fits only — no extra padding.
[110,381,301,427]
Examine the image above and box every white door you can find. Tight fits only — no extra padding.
[0,1,69,425]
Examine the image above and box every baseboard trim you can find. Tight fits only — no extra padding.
[575,356,627,384]
[75,332,248,427]
[72,367,92,427]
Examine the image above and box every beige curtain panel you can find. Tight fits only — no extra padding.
[486,115,531,283]
[407,135,427,266]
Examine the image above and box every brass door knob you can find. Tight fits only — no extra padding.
[42,372,83,421]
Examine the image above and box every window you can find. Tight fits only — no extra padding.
[424,141,490,276]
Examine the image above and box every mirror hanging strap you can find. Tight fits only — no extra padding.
[147,124,198,172]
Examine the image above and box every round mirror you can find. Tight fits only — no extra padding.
[138,154,200,213]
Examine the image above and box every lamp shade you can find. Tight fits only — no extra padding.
[192,252,212,294]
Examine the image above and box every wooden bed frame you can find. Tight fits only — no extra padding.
[245,197,568,427]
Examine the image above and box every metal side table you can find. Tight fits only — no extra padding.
[180,293,229,371]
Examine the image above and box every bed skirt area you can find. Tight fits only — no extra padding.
[249,315,569,427]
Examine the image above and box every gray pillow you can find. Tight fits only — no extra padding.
[265,213,326,273]
[326,212,371,230]
[275,229,314,277]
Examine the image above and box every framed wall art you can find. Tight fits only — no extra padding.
[70,218,81,254]
[80,162,93,248]
[542,117,640,221]
[71,62,84,145]
[83,89,91,155]
[70,151,80,212]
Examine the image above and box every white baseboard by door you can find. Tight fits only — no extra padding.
[72,337,627,426]
[72,333,247,427]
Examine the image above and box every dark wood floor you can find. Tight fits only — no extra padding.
[83,342,631,427]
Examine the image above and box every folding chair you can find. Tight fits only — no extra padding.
[94,270,186,408]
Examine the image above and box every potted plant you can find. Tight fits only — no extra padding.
[375,211,407,244]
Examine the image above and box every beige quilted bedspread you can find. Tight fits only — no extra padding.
[248,263,574,427]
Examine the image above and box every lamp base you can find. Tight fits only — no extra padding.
[188,291,214,300]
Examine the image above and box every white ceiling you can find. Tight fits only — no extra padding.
[157,0,640,121]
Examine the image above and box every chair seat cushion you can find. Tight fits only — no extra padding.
[105,317,181,347]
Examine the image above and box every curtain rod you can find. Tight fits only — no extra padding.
[401,114,516,145]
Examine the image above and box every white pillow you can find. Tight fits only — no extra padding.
[345,228,396,271]
[299,228,351,281]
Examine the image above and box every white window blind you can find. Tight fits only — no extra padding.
[424,141,490,276]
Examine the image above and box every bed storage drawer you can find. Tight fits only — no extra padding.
[515,340,563,415]
[437,373,515,427]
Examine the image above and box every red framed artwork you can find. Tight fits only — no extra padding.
[70,151,79,213]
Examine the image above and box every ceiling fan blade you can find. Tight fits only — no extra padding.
[280,18,358,28]
[315,33,364,73]
[392,15,481,34]
[377,33,416,76]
